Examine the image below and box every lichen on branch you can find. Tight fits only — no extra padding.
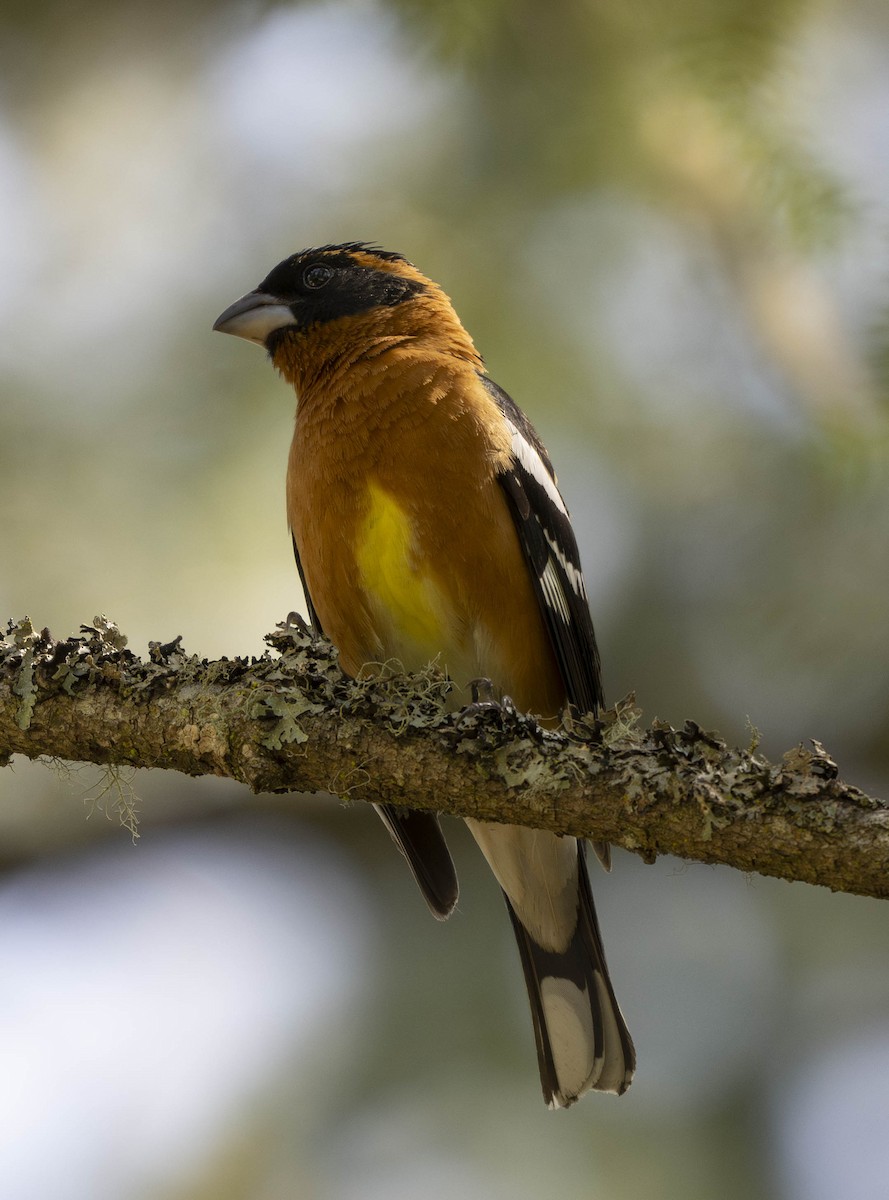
[1,616,887,900]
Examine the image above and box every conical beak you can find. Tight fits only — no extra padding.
[212,290,296,346]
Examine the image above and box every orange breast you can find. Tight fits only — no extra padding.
[286,359,565,720]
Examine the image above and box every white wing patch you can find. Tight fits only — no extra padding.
[505,418,568,517]
[540,559,571,624]
[543,530,587,601]
[504,416,587,604]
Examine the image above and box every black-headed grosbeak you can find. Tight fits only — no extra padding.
[214,243,635,1107]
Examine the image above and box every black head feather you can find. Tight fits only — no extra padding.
[257,243,425,334]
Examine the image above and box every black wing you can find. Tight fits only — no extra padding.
[291,532,459,918]
[483,376,605,716]
[292,533,323,635]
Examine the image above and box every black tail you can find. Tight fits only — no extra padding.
[505,844,635,1107]
[375,804,458,920]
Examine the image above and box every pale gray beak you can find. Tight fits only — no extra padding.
[212,290,297,346]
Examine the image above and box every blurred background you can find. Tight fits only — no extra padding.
[1,0,888,1196]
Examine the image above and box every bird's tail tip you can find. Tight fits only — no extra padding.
[506,847,635,1108]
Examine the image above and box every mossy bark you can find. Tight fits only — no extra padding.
[2,617,886,899]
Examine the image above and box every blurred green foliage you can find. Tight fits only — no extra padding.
[1,0,888,1197]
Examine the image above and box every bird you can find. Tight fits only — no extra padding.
[213,242,635,1107]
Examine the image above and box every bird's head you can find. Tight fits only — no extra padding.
[213,243,480,390]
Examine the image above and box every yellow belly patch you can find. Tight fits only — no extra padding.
[356,483,449,662]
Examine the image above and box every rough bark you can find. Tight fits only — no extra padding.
[1,616,886,899]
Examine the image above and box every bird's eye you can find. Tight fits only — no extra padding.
[303,264,334,289]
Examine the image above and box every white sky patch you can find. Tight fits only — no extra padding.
[0,826,372,1200]
[206,2,447,195]
[0,0,448,405]
[0,120,45,336]
[530,195,800,428]
[793,19,889,330]
[776,1026,889,1200]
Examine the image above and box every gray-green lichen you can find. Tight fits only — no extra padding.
[1,615,887,900]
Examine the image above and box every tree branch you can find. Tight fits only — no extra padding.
[1,617,886,899]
